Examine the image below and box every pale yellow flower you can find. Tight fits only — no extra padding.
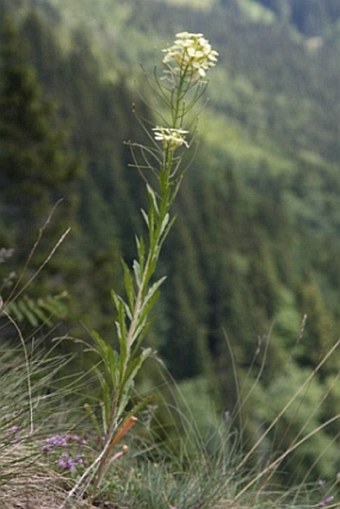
[163,32,218,79]
[152,126,189,150]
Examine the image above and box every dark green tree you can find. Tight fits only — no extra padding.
[0,16,82,308]
[297,278,337,373]
[0,18,80,244]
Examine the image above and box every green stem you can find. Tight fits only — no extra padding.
[96,69,186,495]
[172,63,190,128]
[125,150,174,354]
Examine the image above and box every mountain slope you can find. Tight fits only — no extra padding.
[0,0,339,485]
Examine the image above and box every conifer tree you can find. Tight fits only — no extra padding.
[0,16,82,304]
[0,17,80,251]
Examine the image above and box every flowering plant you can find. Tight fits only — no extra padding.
[67,32,218,505]
[152,126,189,150]
[40,433,87,475]
[163,31,218,80]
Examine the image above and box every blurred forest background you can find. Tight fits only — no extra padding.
[0,0,339,489]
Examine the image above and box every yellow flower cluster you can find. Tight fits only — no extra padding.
[162,32,218,79]
[152,126,189,150]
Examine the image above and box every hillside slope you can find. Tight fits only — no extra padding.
[0,0,339,485]
[24,0,340,238]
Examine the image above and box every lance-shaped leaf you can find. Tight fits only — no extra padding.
[94,366,111,432]
[122,260,135,311]
[116,348,153,417]
[146,183,159,215]
[159,212,170,237]
[139,276,166,319]
[135,236,145,270]
[133,259,142,288]
[91,330,120,387]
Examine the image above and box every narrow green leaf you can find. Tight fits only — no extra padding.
[94,367,110,433]
[131,321,152,358]
[147,208,155,238]
[135,236,145,269]
[141,276,166,313]
[122,260,135,312]
[159,212,170,236]
[146,183,159,214]
[133,259,142,287]
[18,300,38,327]
[117,348,152,417]
[128,316,148,347]
[112,296,128,372]
[141,208,149,228]
[84,403,102,437]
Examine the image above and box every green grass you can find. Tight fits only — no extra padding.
[0,341,338,509]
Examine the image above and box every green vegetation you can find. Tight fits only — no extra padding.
[0,0,339,507]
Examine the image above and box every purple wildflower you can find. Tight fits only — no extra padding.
[57,453,77,472]
[45,434,68,447]
[40,432,87,473]
[40,433,88,453]
[41,435,65,452]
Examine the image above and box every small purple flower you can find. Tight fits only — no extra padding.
[319,496,335,507]
[54,435,68,446]
[44,434,68,448]
[40,432,87,473]
[41,437,58,453]
[57,453,76,472]
[41,433,84,452]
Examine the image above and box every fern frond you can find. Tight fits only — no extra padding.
[4,292,69,327]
